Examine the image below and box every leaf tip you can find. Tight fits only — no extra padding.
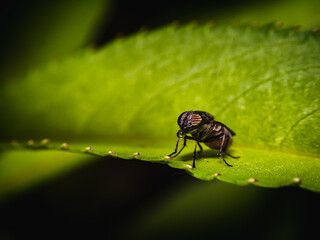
[274,21,283,28]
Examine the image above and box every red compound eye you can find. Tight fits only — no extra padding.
[191,114,202,126]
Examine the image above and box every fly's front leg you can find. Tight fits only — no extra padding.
[168,130,185,157]
[169,137,187,158]
[168,137,181,157]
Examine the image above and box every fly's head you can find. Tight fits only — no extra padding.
[177,111,214,137]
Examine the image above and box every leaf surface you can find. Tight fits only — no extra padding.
[1,23,319,193]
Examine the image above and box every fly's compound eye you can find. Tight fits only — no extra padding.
[190,114,202,126]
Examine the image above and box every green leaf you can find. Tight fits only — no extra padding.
[1,23,320,193]
[0,149,93,201]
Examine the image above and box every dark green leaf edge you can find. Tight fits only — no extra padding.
[3,139,319,192]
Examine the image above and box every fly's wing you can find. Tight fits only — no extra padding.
[215,121,236,136]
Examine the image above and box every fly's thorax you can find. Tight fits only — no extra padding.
[189,123,214,140]
[203,122,223,139]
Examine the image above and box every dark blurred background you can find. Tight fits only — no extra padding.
[1,0,320,239]
[1,155,319,239]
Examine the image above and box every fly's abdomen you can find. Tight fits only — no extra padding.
[204,126,233,150]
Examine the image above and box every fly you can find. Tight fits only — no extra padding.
[168,111,240,168]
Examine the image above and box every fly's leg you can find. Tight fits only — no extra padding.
[224,152,240,159]
[168,137,187,158]
[219,134,233,167]
[168,137,180,157]
[219,152,233,167]
[197,142,203,153]
[193,141,199,169]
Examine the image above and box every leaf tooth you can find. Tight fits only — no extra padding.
[251,21,260,28]
[248,178,258,183]
[205,20,216,28]
[170,20,180,28]
[40,138,50,145]
[232,20,241,27]
[60,142,70,150]
[188,20,199,29]
[312,28,320,34]
[184,164,194,170]
[27,139,35,146]
[133,152,141,158]
[292,25,302,31]
[274,21,283,28]
[166,20,180,33]
[292,177,302,184]
[108,151,115,155]
[10,140,19,147]
[85,147,93,152]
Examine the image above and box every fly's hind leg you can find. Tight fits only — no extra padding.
[222,134,240,159]
[224,152,240,159]
[219,152,233,167]
[219,134,233,167]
